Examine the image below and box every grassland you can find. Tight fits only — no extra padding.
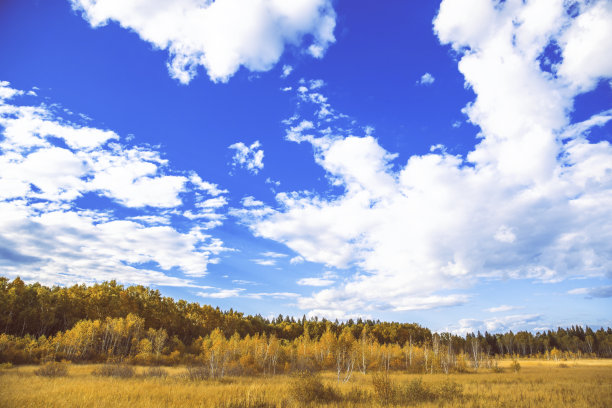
[1,359,611,408]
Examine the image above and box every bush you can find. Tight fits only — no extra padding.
[511,360,521,373]
[371,372,396,405]
[371,374,461,405]
[92,364,135,378]
[435,379,463,400]
[34,362,69,377]
[558,363,569,368]
[0,362,13,369]
[143,366,168,378]
[402,377,435,404]
[289,370,339,403]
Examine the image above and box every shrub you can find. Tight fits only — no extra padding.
[34,362,69,377]
[435,379,463,400]
[402,377,435,404]
[511,360,521,373]
[371,371,396,405]
[0,362,13,369]
[92,364,135,378]
[558,363,569,368]
[143,366,168,378]
[289,370,339,403]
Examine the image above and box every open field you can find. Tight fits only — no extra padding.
[1,360,611,407]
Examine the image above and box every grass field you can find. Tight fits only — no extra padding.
[1,359,611,407]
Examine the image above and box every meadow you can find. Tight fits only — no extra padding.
[1,359,611,408]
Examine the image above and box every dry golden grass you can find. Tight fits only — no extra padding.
[0,359,611,407]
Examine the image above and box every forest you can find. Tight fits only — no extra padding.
[1,276,611,373]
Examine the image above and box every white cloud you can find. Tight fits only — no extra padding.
[128,215,171,226]
[234,0,612,318]
[189,173,227,196]
[568,285,612,298]
[242,196,265,207]
[449,314,543,335]
[494,225,516,243]
[198,288,245,299]
[197,287,298,300]
[70,0,336,83]
[252,259,277,266]
[290,255,305,265]
[232,279,259,285]
[229,140,264,174]
[308,79,325,90]
[265,177,281,187]
[281,65,293,78]
[261,251,288,258]
[556,1,612,92]
[416,72,435,85]
[0,83,228,287]
[0,81,24,100]
[197,196,228,209]
[245,291,299,300]
[297,277,334,287]
[297,270,337,286]
[486,305,521,313]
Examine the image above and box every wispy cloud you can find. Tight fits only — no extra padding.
[229,141,264,175]
[290,256,305,265]
[568,285,612,298]
[0,81,228,287]
[261,251,288,258]
[198,288,245,299]
[232,279,259,285]
[252,259,277,266]
[297,277,335,287]
[197,288,298,300]
[486,305,522,313]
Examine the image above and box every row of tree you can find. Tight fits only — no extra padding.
[1,313,608,378]
[1,277,611,371]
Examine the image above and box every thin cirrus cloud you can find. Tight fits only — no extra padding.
[197,287,299,300]
[69,0,336,83]
[486,305,521,313]
[568,286,612,298]
[297,271,337,287]
[0,82,228,288]
[296,277,335,287]
[233,0,612,319]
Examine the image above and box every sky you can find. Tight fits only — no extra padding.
[0,0,611,334]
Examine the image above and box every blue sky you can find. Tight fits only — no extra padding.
[0,0,611,334]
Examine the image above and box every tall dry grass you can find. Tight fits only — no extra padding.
[0,359,610,407]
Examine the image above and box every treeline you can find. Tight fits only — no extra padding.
[0,277,431,344]
[1,277,611,373]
